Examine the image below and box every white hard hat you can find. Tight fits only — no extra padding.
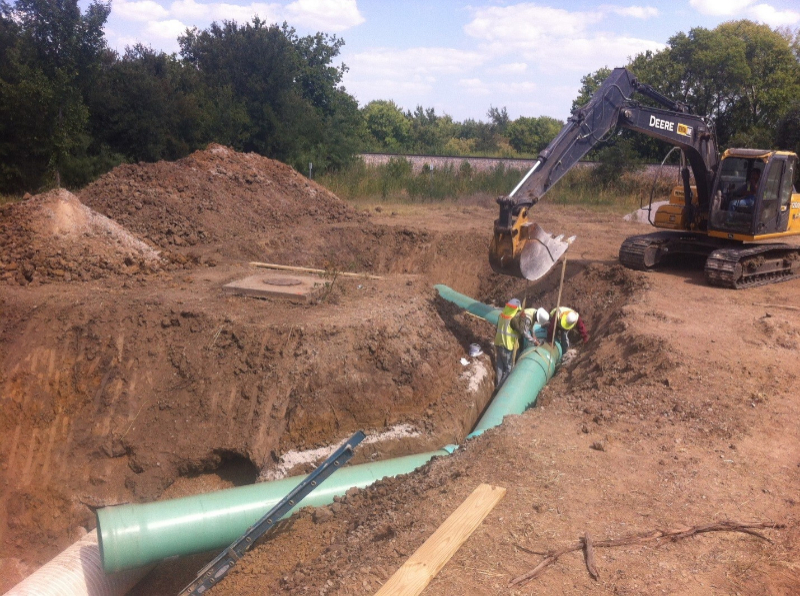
[507,298,521,308]
[536,307,550,326]
[564,310,579,328]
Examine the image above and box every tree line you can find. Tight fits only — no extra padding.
[1,0,799,195]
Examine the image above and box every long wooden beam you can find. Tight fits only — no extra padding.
[375,483,506,596]
[249,261,384,280]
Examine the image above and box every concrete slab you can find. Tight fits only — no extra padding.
[223,273,323,301]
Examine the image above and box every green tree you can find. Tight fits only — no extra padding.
[179,19,360,171]
[403,106,459,154]
[629,20,800,149]
[0,0,110,191]
[362,100,411,151]
[506,115,563,154]
[775,102,800,157]
[487,105,509,135]
[87,44,206,163]
[571,67,612,112]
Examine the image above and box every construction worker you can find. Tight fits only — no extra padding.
[547,306,589,351]
[519,307,550,352]
[494,298,522,387]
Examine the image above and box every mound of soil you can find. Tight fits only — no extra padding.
[0,189,161,285]
[79,144,364,259]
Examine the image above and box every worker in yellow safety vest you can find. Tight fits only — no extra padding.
[494,298,523,387]
[547,306,589,351]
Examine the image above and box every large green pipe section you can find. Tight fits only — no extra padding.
[467,342,560,438]
[433,283,500,325]
[433,285,562,438]
[98,450,448,572]
[96,285,561,574]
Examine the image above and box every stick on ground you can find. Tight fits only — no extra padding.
[509,520,784,587]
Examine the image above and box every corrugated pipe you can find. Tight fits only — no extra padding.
[8,285,560,592]
[3,530,152,596]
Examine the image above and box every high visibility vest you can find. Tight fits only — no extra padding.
[495,304,520,350]
[550,307,578,330]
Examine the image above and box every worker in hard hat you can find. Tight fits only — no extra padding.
[547,306,589,351]
[494,298,523,387]
[519,307,550,352]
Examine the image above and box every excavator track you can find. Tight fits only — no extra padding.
[704,244,800,289]
[619,231,718,270]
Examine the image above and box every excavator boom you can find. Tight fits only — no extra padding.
[490,67,718,280]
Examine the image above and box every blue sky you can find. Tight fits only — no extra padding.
[98,0,800,121]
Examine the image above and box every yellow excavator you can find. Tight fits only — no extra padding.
[489,67,800,288]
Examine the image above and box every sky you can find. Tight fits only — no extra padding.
[97,0,800,122]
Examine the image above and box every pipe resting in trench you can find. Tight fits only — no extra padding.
[7,285,561,594]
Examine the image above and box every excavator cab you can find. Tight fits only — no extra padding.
[708,150,798,240]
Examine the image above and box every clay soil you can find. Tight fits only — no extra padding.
[1,146,799,595]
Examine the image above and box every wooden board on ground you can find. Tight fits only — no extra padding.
[222,273,323,301]
[375,483,506,596]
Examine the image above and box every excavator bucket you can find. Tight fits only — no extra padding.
[490,218,575,281]
[521,224,575,279]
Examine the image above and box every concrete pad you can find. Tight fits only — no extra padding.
[223,273,323,300]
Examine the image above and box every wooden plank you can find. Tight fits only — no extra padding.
[249,261,384,280]
[752,302,800,312]
[374,483,506,596]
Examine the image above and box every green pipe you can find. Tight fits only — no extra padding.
[433,285,562,438]
[97,286,561,574]
[468,343,560,438]
[433,284,500,325]
[98,450,447,572]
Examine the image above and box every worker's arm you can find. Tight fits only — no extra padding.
[511,312,534,342]
[576,318,589,344]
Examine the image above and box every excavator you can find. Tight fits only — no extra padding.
[489,67,800,288]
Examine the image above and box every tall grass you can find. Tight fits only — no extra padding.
[547,166,680,211]
[318,158,526,203]
[0,194,23,207]
[318,157,679,210]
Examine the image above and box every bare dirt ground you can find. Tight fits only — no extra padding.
[1,146,799,595]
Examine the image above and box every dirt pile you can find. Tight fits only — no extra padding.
[79,144,364,259]
[0,189,162,285]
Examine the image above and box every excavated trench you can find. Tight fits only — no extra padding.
[0,148,648,592]
[0,221,647,593]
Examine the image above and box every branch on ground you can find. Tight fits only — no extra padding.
[509,520,785,587]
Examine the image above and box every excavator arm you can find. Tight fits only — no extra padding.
[490,67,720,280]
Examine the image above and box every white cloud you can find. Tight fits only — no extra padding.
[169,0,212,20]
[465,5,603,47]
[534,34,664,73]
[146,18,190,39]
[168,0,280,24]
[691,0,800,25]
[748,3,800,26]
[285,0,365,31]
[104,26,141,51]
[458,78,491,96]
[212,2,275,23]
[496,62,528,74]
[464,4,663,73]
[689,0,756,16]
[348,47,487,78]
[115,0,170,22]
[608,5,659,19]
